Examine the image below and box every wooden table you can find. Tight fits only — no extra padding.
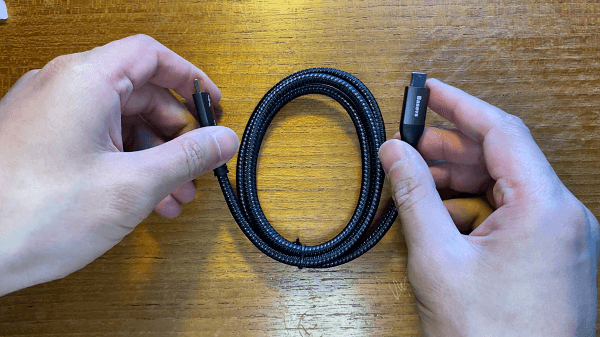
[1,1,599,336]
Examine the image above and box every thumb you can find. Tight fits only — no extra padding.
[379,139,459,249]
[128,126,238,200]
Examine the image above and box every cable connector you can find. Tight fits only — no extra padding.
[192,79,215,127]
[191,79,229,177]
[400,72,430,148]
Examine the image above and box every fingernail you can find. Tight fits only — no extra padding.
[379,139,410,174]
[211,127,239,161]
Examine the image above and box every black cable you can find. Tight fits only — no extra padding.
[192,69,429,268]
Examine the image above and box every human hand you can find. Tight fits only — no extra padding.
[379,79,599,336]
[0,35,238,296]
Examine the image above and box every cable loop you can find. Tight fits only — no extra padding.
[216,68,398,268]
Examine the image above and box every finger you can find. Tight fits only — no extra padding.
[123,83,198,139]
[84,34,221,108]
[123,116,165,152]
[379,139,460,249]
[426,79,506,143]
[429,162,492,194]
[426,78,561,207]
[418,127,483,165]
[122,117,197,206]
[123,126,238,204]
[398,129,491,193]
[153,181,195,218]
[171,181,196,204]
[154,195,182,219]
[122,121,197,203]
[443,198,494,233]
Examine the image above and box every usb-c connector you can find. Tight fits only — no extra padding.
[400,72,430,147]
[191,79,229,177]
[192,79,215,127]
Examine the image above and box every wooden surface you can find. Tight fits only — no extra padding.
[1,0,599,336]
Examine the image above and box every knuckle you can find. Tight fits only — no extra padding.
[41,53,101,87]
[503,114,530,135]
[180,137,209,180]
[545,196,598,248]
[113,75,134,101]
[49,53,76,66]
[43,54,76,76]
[24,69,40,77]
[126,34,158,47]
[585,209,599,246]
[592,213,600,247]
[392,174,431,214]
[573,202,599,245]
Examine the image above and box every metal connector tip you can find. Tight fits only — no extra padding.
[410,72,427,87]
[194,79,202,94]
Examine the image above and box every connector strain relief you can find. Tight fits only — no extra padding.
[401,125,425,148]
[213,164,229,177]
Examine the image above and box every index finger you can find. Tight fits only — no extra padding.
[425,78,563,206]
[426,78,506,143]
[82,34,221,107]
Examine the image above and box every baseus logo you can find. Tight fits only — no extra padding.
[414,96,422,117]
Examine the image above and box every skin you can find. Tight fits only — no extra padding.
[0,35,239,296]
[379,79,599,336]
[0,35,598,336]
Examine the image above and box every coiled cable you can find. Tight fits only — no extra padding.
[214,68,398,268]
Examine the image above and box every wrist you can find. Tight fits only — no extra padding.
[0,185,73,296]
[0,219,34,296]
[0,216,74,297]
[417,298,595,337]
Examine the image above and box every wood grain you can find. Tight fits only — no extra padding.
[0,0,599,336]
